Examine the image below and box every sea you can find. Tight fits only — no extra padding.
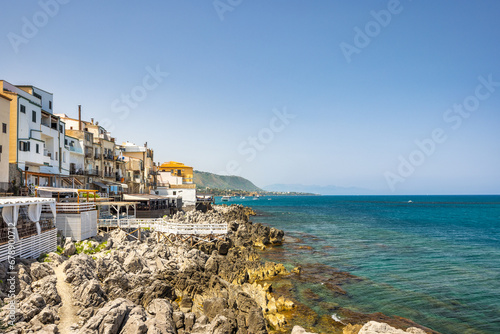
[215,195,500,334]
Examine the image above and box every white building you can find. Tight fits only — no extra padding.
[0,81,70,189]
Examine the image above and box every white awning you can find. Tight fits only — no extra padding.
[0,197,56,207]
[121,184,128,189]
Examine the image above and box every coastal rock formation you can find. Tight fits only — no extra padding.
[358,321,427,334]
[0,205,293,333]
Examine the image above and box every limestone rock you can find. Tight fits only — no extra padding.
[78,298,135,334]
[30,263,55,282]
[62,242,76,257]
[358,321,427,334]
[291,325,316,334]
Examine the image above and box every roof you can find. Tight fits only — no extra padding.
[36,187,98,194]
[0,197,56,207]
[93,181,108,189]
[37,187,79,194]
[123,194,170,201]
[0,93,12,101]
[159,161,192,169]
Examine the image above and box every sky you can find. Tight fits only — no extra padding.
[1,1,499,194]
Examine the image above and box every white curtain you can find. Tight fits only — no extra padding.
[28,203,43,235]
[2,205,20,241]
[49,202,57,220]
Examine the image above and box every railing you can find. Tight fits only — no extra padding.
[56,202,96,213]
[84,170,98,176]
[97,218,228,235]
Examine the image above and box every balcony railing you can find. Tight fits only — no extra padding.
[84,170,98,176]
[70,169,84,175]
[56,202,96,213]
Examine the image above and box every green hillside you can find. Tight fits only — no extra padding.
[194,170,263,192]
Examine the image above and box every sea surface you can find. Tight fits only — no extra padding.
[216,195,500,334]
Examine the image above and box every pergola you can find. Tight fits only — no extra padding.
[35,187,99,203]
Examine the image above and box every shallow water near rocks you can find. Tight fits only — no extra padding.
[217,195,500,334]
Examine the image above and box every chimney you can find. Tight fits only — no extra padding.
[78,105,81,131]
[91,118,94,124]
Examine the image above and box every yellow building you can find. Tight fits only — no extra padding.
[0,93,11,191]
[158,161,193,184]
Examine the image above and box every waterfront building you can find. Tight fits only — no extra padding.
[118,142,156,194]
[0,80,70,191]
[156,161,197,206]
[0,92,11,191]
[57,111,126,198]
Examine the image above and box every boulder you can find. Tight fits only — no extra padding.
[358,321,427,334]
[34,324,59,334]
[79,298,136,334]
[202,298,228,321]
[62,242,76,257]
[73,279,107,307]
[30,263,55,282]
[184,313,196,332]
[291,326,316,334]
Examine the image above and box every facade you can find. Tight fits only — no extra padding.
[1,81,70,191]
[0,93,11,191]
[57,113,125,196]
[156,161,196,206]
[118,142,156,194]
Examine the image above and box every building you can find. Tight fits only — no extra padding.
[156,161,197,206]
[57,111,125,197]
[0,80,70,192]
[0,92,11,191]
[118,142,155,194]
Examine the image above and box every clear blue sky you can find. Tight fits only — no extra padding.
[2,1,499,194]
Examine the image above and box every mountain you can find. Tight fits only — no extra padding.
[194,171,263,192]
[263,184,373,195]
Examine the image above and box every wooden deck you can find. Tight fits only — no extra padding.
[98,218,228,244]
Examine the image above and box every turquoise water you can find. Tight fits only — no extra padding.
[217,195,500,334]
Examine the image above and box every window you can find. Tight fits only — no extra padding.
[19,141,30,151]
[20,105,26,113]
[63,152,66,163]
[59,124,63,133]
[2,123,6,133]
[0,145,2,161]
[55,152,58,161]
[36,144,39,153]
[32,110,37,123]
[49,101,52,110]
[64,139,68,146]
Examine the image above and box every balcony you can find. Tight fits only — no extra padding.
[84,170,99,176]
[68,146,83,154]
[104,154,114,160]
[43,149,53,160]
[94,154,100,160]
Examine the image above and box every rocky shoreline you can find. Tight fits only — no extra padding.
[0,205,434,334]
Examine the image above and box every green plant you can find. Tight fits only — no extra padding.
[37,253,49,262]
[56,245,64,254]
